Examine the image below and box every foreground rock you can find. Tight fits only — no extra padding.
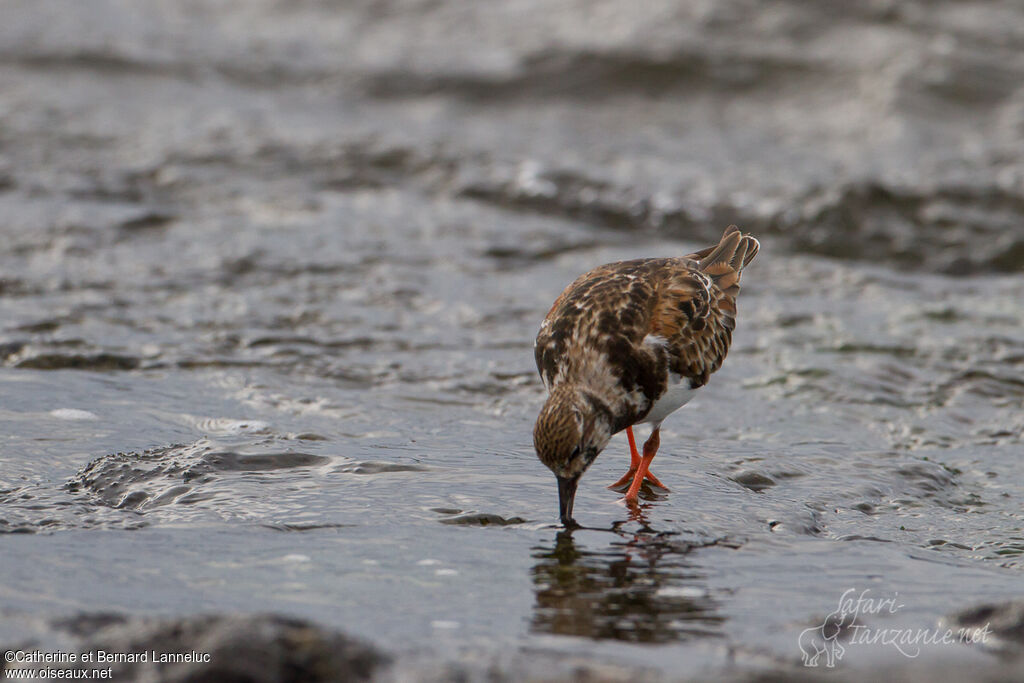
[947,600,1024,659]
[4,606,1024,682]
[3,614,386,683]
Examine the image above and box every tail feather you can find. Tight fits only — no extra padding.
[691,225,759,297]
[698,225,756,271]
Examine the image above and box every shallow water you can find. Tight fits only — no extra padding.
[2,1,1023,678]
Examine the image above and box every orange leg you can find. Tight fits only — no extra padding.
[608,426,668,491]
[625,428,662,503]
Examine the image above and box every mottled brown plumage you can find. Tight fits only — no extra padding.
[533,225,758,526]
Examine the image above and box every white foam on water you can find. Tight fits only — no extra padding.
[49,408,99,421]
[430,621,459,630]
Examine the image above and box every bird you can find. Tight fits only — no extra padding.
[533,225,758,526]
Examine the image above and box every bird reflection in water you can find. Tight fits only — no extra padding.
[530,504,726,643]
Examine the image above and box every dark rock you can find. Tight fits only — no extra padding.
[949,600,1024,657]
[438,512,528,526]
[731,470,777,492]
[10,614,387,683]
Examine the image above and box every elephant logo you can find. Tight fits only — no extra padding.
[798,609,849,668]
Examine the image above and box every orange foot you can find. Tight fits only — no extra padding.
[607,426,669,492]
[624,427,663,503]
[609,467,668,491]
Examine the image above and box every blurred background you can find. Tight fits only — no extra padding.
[1,1,1022,680]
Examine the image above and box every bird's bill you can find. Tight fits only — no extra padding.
[557,475,580,527]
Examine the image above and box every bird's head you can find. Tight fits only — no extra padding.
[533,384,612,526]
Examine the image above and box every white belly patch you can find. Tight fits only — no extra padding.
[640,374,697,426]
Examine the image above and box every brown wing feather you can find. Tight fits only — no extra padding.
[651,226,759,387]
[650,272,712,338]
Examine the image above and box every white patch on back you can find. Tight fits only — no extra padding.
[642,333,669,348]
[640,373,697,426]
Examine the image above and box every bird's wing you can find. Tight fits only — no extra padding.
[651,227,758,387]
[649,267,715,339]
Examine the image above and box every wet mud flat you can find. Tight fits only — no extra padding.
[2,0,1024,680]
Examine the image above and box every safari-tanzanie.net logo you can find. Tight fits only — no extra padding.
[798,588,991,668]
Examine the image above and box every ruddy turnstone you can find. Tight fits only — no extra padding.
[533,225,758,526]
